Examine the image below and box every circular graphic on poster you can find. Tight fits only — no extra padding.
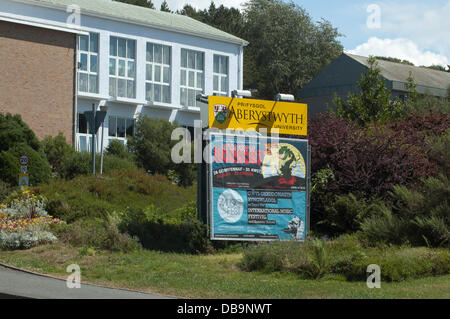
[217,189,244,223]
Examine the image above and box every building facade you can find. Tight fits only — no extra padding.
[0,0,247,150]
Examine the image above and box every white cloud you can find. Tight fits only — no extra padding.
[347,37,449,67]
[152,0,246,11]
[377,1,450,56]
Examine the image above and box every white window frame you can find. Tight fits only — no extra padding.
[213,54,229,96]
[108,116,135,144]
[180,48,204,107]
[109,36,136,99]
[78,32,99,94]
[145,42,171,103]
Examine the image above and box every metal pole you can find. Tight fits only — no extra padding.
[91,103,96,175]
[100,119,105,174]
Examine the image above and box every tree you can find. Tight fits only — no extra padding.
[160,0,171,12]
[375,56,414,66]
[334,57,404,126]
[114,0,155,9]
[422,65,450,72]
[241,0,343,99]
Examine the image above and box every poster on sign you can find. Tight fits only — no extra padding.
[208,131,309,241]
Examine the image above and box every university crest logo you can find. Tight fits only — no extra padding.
[213,104,228,124]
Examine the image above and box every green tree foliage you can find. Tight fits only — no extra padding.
[42,133,76,176]
[0,113,41,152]
[334,57,405,125]
[127,116,195,186]
[422,64,450,72]
[160,0,171,12]
[114,0,155,9]
[179,0,342,100]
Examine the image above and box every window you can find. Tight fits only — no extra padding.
[213,55,228,96]
[180,49,204,107]
[78,33,99,93]
[77,113,93,152]
[146,43,171,103]
[109,36,136,98]
[108,116,135,142]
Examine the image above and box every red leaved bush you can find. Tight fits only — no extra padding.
[308,113,441,197]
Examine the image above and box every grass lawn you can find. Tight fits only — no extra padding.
[0,243,449,299]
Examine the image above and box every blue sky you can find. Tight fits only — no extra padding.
[152,0,450,67]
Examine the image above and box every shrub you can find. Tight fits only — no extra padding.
[0,113,40,153]
[128,115,196,186]
[105,139,132,160]
[0,144,51,186]
[60,151,137,179]
[119,201,211,254]
[42,133,75,176]
[0,181,14,202]
[51,218,140,253]
[0,229,57,250]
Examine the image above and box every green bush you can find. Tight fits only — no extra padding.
[42,133,75,176]
[0,180,14,202]
[0,113,40,153]
[60,151,137,179]
[119,201,211,254]
[128,115,196,187]
[0,144,51,186]
[105,139,133,160]
[51,217,140,252]
[239,237,450,281]
[0,229,57,250]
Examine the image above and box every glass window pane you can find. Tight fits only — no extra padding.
[146,43,153,62]
[146,64,152,81]
[163,85,170,103]
[196,52,203,70]
[196,72,203,89]
[188,89,195,107]
[79,73,88,92]
[118,79,126,97]
[188,71,195,87]
[181,49,187,67]
[79,136,87,152]
[78,113,87,133]
[110,37,117,56]
[126,119,134,137]
[79,35,88,51]
[213,75,219,91]
[109,117,116,137]
[213,55,219,73]
[118,38,126,58]
[117,118,126,138]
[127,61,135,78]
[221,56,228,74]
[146,83,152,100]
[221,76,227,93]
[154,84,161,102]
[89,33,98,53]
[180,88,187,106]
[109,77,116,96]
[163,46,170,65]
[163,66,170,84]
[127,40,135,59]
[80,53,88,71]
[90,55,98,73]
[118,60,125,77]
[187,51,195,69]
[109,58,116,75]
[154,65,161,82]
[196,90,203,105]
[154,44,162,64]
[89,74,98,93]
[127,80,135,98]
[180,69,186,86]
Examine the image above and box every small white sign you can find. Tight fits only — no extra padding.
[21,165,28,174]
[19,154,29,165]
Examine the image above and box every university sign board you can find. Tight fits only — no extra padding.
[204,96,308,136]
[208,132,309,241]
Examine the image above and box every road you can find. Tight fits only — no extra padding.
[0,265,172,299]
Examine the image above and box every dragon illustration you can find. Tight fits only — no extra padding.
[278,145,296,185]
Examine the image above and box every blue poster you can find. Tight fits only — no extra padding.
[209,132,309,241]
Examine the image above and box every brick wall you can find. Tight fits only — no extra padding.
[0,21,76,144]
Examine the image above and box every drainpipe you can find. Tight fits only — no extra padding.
[73,35,79,149]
